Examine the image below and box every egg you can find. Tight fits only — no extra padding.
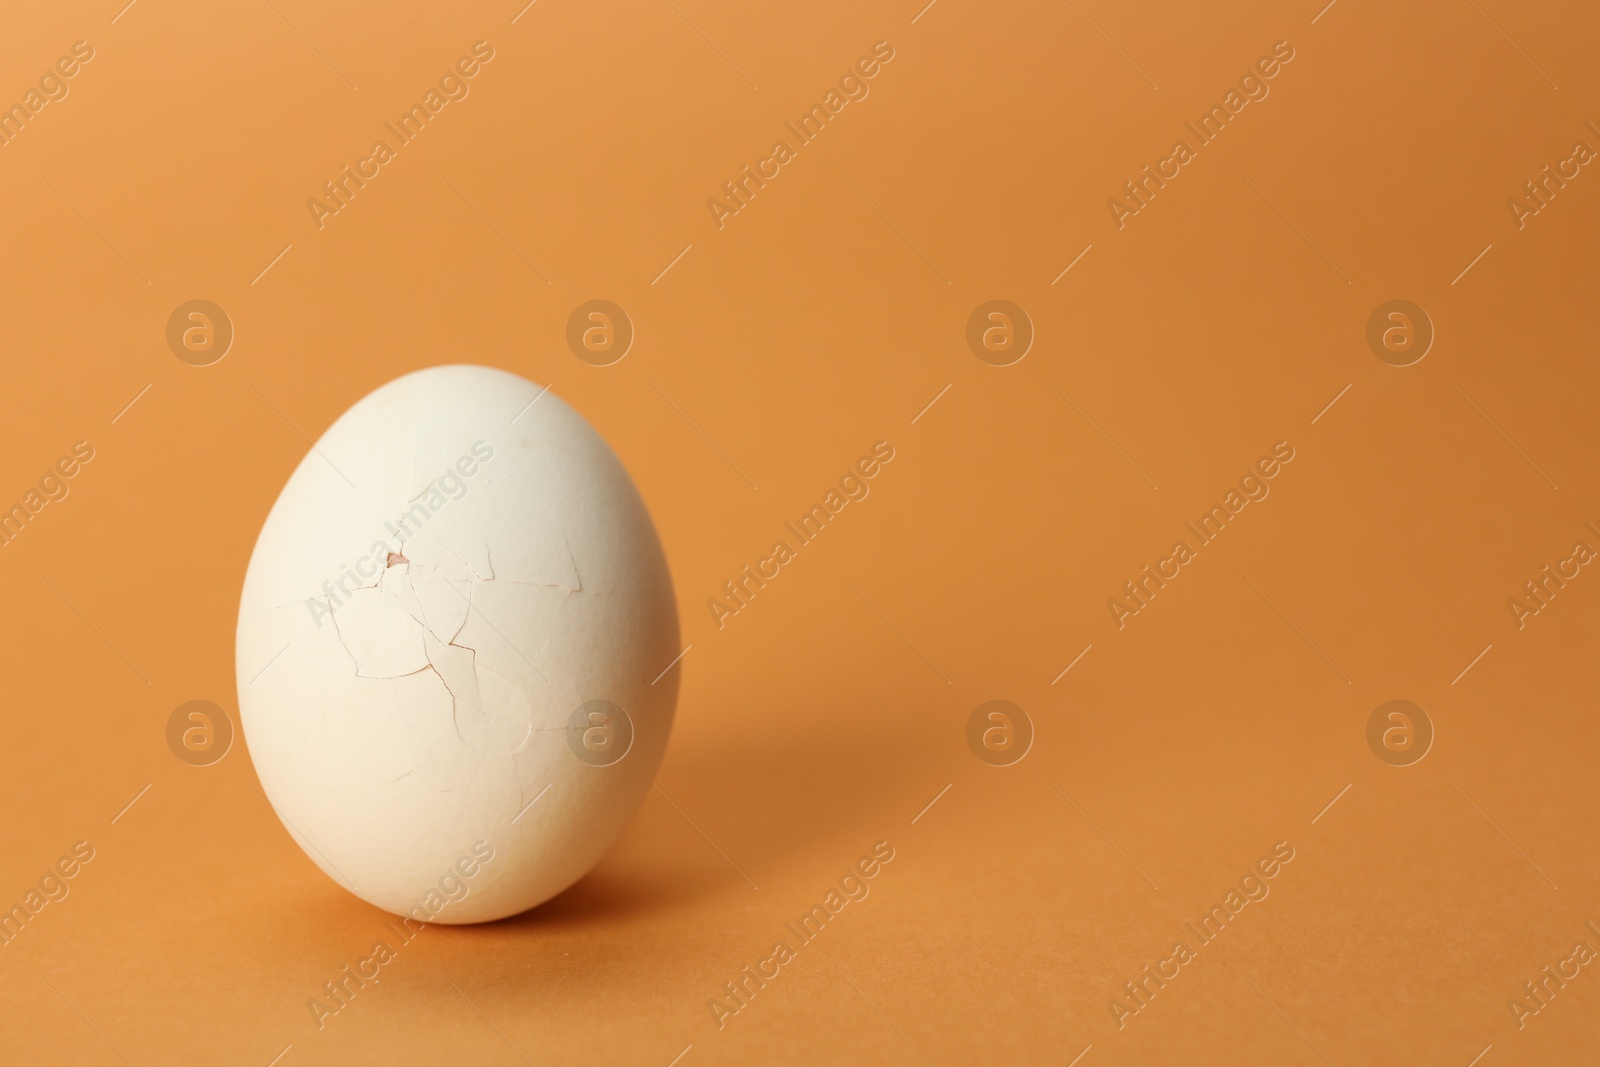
[235,365,678,923]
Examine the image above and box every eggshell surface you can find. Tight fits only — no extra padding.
[236,365,678,923]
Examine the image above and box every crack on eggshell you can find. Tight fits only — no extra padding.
[326,599,427,678]
[410,568,473,645]
[526,585,594,667]
[327,607,354,668]
[317,518,583,814]
[429,530,493,583]
[420,632,480,748]
[566,538,584,594]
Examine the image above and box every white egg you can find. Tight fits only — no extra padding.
[235,365,678,923]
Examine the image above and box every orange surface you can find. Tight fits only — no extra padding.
[2,1,1599,1064]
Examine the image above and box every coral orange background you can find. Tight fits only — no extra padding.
[2,0,1599,1063]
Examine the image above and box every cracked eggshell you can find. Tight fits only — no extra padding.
[235,365,678,923]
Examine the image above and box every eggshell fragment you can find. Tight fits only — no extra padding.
[236,365,678,922]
